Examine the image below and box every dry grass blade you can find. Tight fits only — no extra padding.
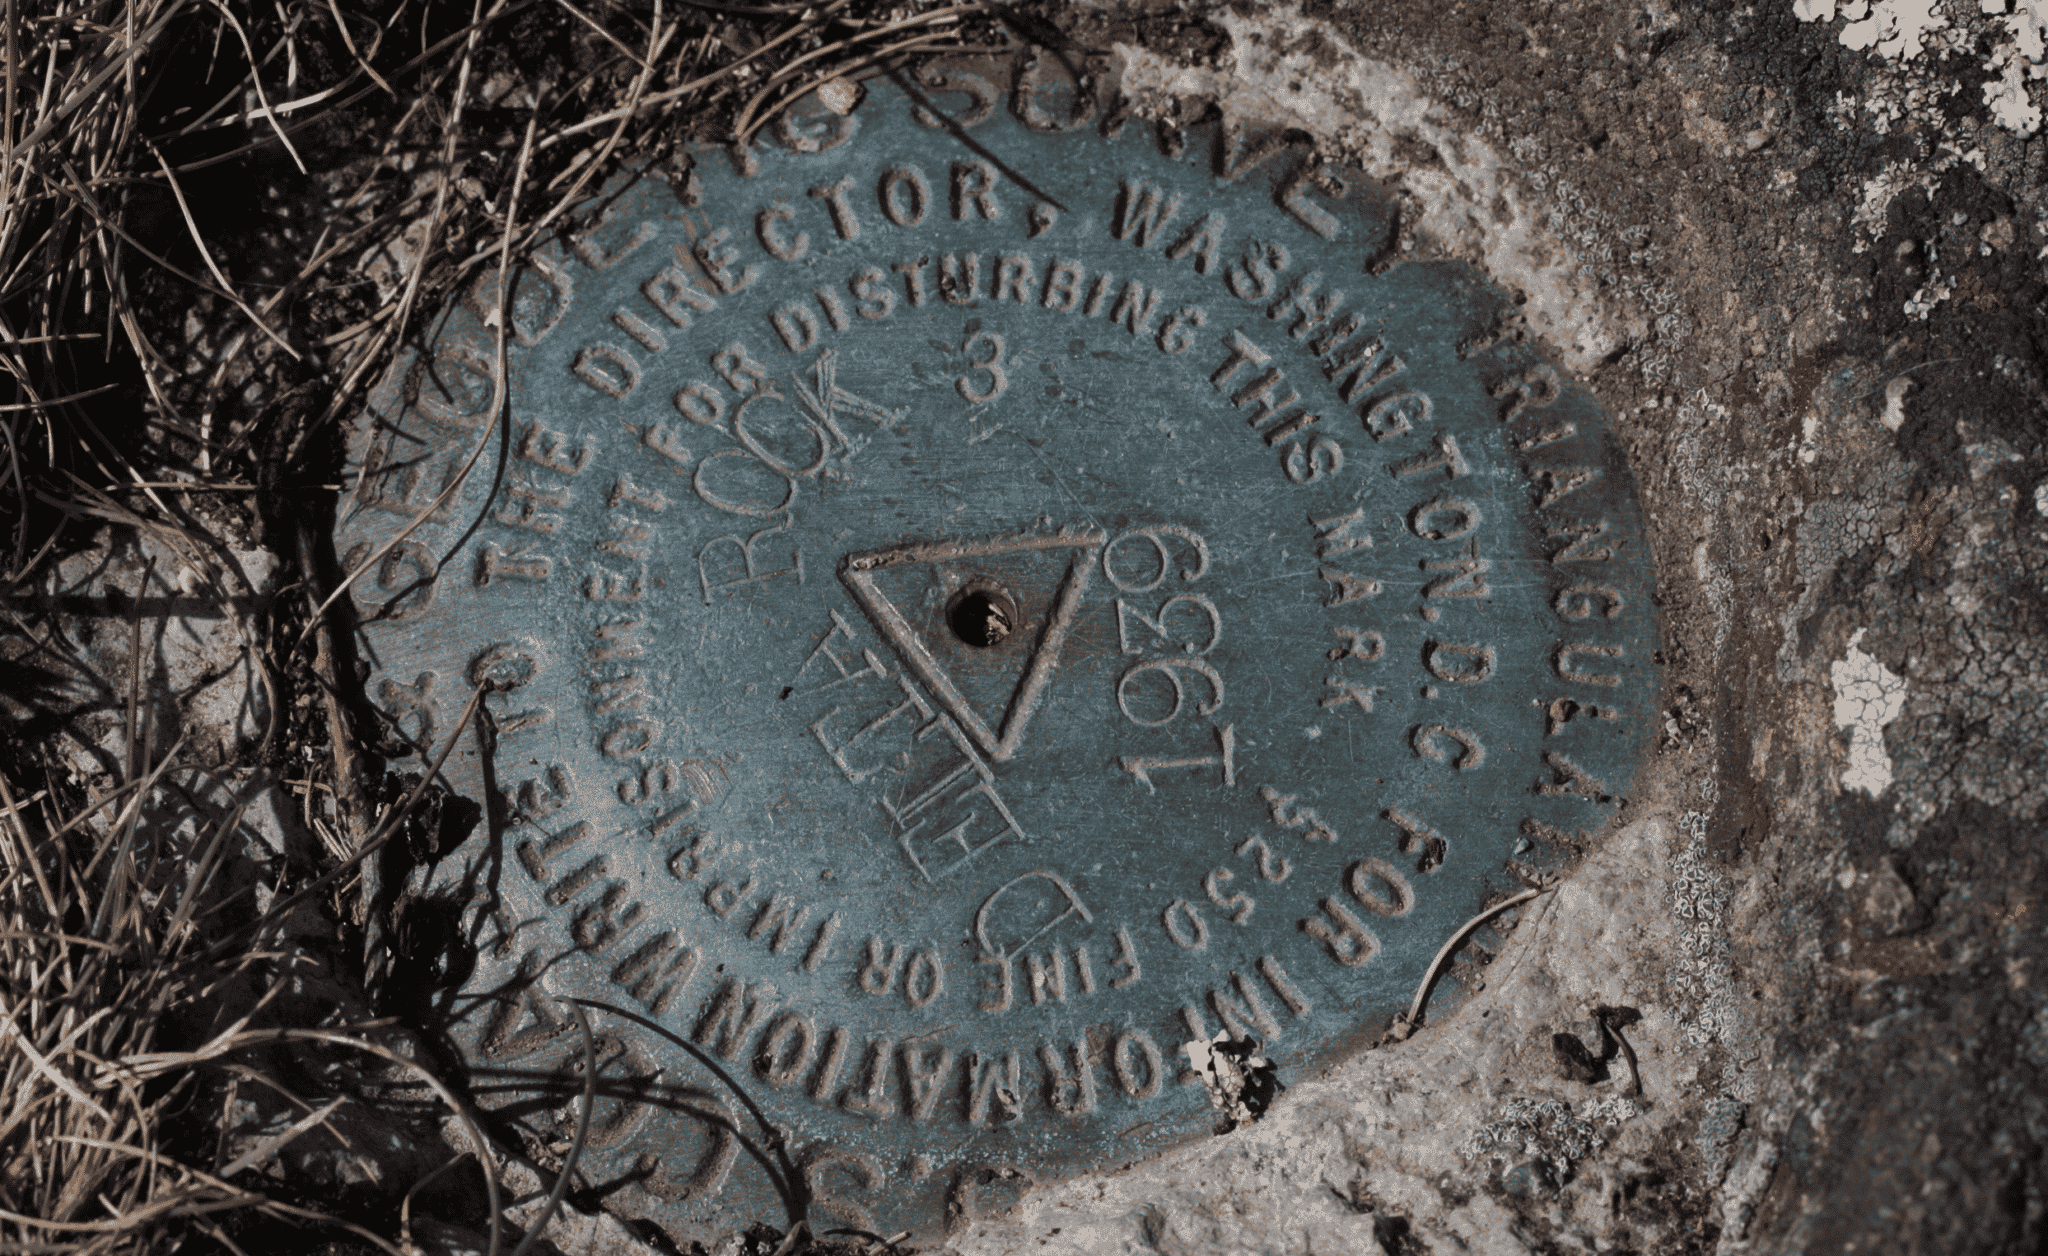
[505,1001,595,1256]
[731,3,982,141]
[1,0,1015,1250]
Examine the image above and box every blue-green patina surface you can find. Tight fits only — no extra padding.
[339,60,1658,1244]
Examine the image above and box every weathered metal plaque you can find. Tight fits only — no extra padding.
[339,59,1658,1245]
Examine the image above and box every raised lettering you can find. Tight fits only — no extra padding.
[596,515,654,560]
[850,267,895,320]
[1362,391,1429,440]
[1209,971,1281,1040]
[892,256,930,307]
[1283,437,1345,484]
[1259,785,1338,842]
[771,302,819,352]
[643,263,717,328]
[1492,363,1562,422]
[904,949,945,1008]
[810,1026,851,1101]
[802,1147,883,1236]
[974,870,1094,957]
[1116,595,1221,656]
[1412,722,1486,770]
[610,931,699,1014]
[570,206,654,271]
[1277,160,1342,239]
[1424,640,1496,684]
[1536,750,1611,800]
[1112,1029,1164,1099]
[808,173,861,239]
[1157,305,1207,354]
[1013,53,1094,132]
[1268,271,1342,339]
[699,519,803,602]
[1166,212,1227,273]
[995,254,1036,302]
[900,1042,955,1121]
[1548,520,1615,564]
[1234,834,1292,882]
[518,421,593,475]
[571,884,646,954]
[1319,675,1382,715]
[611,308,666,353]
[757,205,809,261]
[803,913,842,972]
[1389,432,1469,481]
[694,979,779,1061]
[1327,626,1384,662]
[1422,542,1492,599]
[1300,897,1380,966]
[1346,858,1415,917]
[1532,465,1598,508]
[1204,867,1254,923]
[704,876,758,917]
[964,1050,1023,1125]
[858,936,904,995]
[1224,240,1288,302]
[1410,497,1482,541]
[1555,583,1626,620]
[572,344,639,399]
[1557,642,1625,686]
[482,952,571,1057]
[841,1036,896,1117]
[1113,179,1181,246]
[1111,280,1165,337]
[976,954,1013,1013]
[1318,567,1381,607]
[938,251,981,304]
[1108,926,1142,988]
[955,330,1006,403]
[951,160,1001,220]
[1119,723,1237,791]
[756,1013,816,1086]
[878,166,930,226]
[1042,258,1084,311]
[1039,1038,1098,1116]
[1257,956,1313,1017]
[1162,899,1209,951]
[1384,808,1448,873]
[607,474,670,511]
[693,227,758,294]
[748,893,812,955]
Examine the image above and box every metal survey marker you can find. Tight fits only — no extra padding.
[338,57,1658,1245]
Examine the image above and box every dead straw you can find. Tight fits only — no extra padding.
[0,0,1005,1250]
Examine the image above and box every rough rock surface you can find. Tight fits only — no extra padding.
[934,2,2048,1253]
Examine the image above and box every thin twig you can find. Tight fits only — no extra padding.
[1400,887,1544,1035]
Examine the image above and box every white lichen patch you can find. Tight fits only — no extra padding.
[1983,0,2048,133]
[1831,629,1908,795]
[1460,1097,1641,1181]
[1797,0,2048,137]
[1847,0,1949,58]
[1667,813,1738,1052]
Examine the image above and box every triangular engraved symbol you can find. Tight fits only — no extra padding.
[839,529,1106,763]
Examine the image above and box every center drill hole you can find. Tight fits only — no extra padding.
[949,587,1017,648]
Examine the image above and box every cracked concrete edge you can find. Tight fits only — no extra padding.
[1116,7,1638,375]
[945,814,1710,1256]
[927,12,1744,1254]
